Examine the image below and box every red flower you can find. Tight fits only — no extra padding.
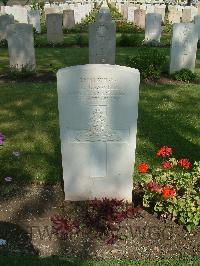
[138,163,148,173]
[162,161,172,169]
[147,181,162,193]
[177,158,190,170]
[157,146,172,158]
[162,186,176,200]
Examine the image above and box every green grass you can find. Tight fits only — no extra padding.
[0,82,199,184]
[0,256,200,266]
[0,46,199,184]
[0,46,200,75]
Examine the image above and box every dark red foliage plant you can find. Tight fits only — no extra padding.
[51,215,80,239]
[51,198,142,244]
[84,198,141,243]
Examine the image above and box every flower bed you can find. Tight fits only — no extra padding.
[137,146,200,232]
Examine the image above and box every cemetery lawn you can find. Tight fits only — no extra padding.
[0,256,200,266]
[0,46,200,76]
[0,47,199,259]
[0,81,199,184]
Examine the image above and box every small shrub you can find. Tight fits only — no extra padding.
[118,33,141,47]
[74,34,88,47]
[127,49,167,80]
[0,39,8,48]
[107,2,122,20]
[116,21,144,33]
[40,22,47,34]
[162,22,172,34]
[172,69,197,82]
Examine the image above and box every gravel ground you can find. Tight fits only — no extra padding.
[0,184,199,258]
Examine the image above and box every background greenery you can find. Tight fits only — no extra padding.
[0,46,199,184]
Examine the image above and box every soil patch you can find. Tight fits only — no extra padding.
[0,184,199,258]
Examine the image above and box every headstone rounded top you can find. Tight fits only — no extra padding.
[99,7,110,13]
[57,64,140,77]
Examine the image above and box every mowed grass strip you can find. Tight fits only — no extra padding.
[0,255,200,266]
[0,46,199,75]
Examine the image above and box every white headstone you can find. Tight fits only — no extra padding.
[57,64,140,201]
[28,10,41,33]
[168,10,181,24]
[6,23,36,71]
[145,13,162,43]
[46,13,64,44]
[63,9,75,29]
[194,15,200,39]
[0,14,14,41]
[170,23,198,74]
[127,7,136,22]
[89,9,116,64]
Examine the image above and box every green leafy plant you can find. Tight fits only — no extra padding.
[107,2,122,20]
[31,0,44,12]
[116,21,144,33]
[127,49,167,80]
[0,39,8,48]
[118,33,141,47]
[74,34,88,47]
[162,22,172,34]
[171,69,197,82]
[137,146,200,232]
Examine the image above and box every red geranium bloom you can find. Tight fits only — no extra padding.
[157,146,172,158]
[162,186,176,200]
[162,161,172,169]
[138,163,148,173]
[177,158,190,170]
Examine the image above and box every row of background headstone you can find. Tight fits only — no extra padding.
[117,3,200,25]
[0,1,199,76]
[0,3,94,25]
[0,2,95,71]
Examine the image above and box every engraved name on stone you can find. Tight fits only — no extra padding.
[67,76,128,142]
[68,76,125,102]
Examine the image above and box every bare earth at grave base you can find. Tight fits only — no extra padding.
[0,184,199,258]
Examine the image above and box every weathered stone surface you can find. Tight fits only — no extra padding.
[154,6,165,22]
[127,7,136,22]
[56,64,140,201]
[182,8,192,23]
[6,23,36,70]
[194,15,200,39]
[89,9,116,64]
[27,10,41,33]
[145,13,162,43]
[63,9,75,29]
[170,23,198,74]
[134,9,145,29]
[0,14,14,41]
[168,10,181,24]
[46,13,63,44]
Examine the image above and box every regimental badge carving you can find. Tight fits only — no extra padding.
[70,106,129,142]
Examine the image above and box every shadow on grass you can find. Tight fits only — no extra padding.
[0,81,199,258]
[0,82,96,259]
[135,82,200,170]
[0,222,38,256]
